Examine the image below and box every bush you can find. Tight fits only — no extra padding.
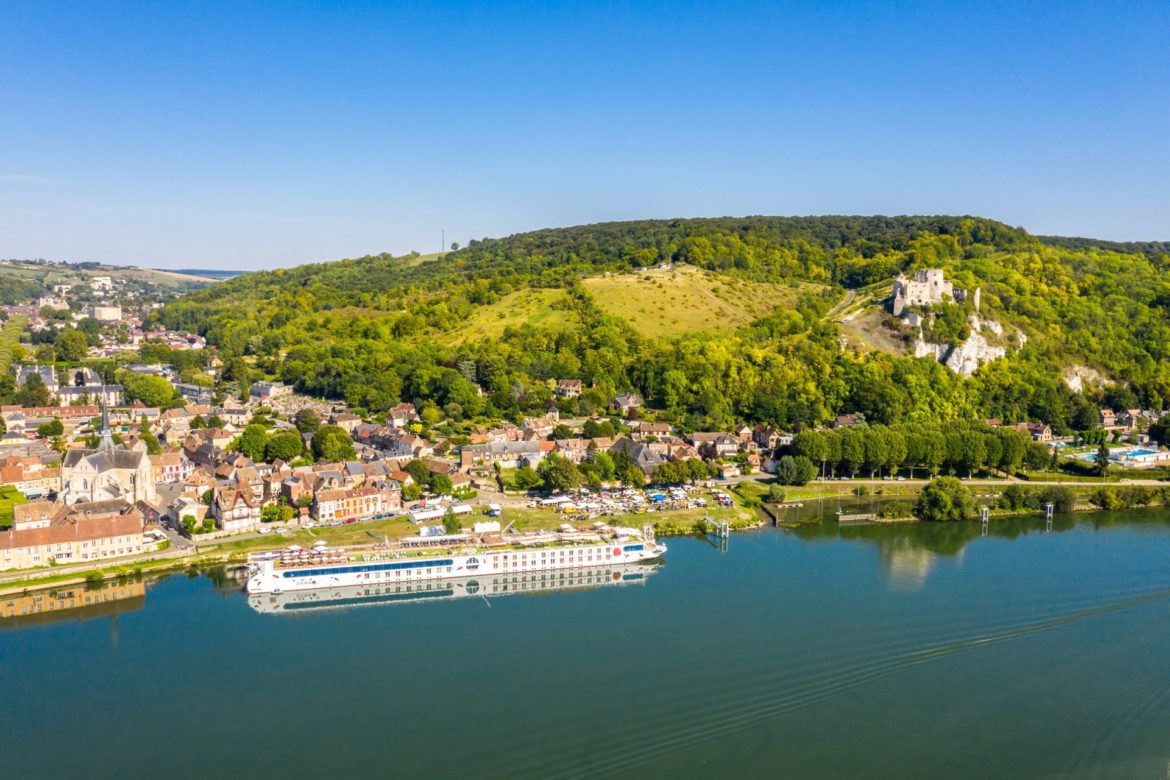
[914,477,976,523]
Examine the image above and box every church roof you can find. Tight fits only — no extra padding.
[62,448,150,470]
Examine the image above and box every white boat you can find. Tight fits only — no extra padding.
[245,524,666,595]
[247,561,662,614]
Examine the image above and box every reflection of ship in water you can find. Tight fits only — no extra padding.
[248,562,662,615]
[0,580,146,629]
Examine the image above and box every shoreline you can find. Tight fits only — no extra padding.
[4,501,1168,598]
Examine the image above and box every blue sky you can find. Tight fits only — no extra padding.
[1,1,1168,269]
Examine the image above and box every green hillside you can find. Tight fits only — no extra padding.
[156,216,1170,433]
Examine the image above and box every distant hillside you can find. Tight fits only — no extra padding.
[1037,235,1170,258]
[167,268,245,280]
[157,216,1170,433]
[0,259,217,294]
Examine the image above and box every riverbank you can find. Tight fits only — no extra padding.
[3,475,1164,597]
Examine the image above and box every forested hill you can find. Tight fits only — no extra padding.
[156,216,1170,434]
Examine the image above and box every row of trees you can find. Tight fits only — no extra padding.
[792,422,1044,479]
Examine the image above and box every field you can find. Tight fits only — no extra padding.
[442,288,574,344]
[581,265,814,338]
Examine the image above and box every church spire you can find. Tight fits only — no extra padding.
[98,385,114,451]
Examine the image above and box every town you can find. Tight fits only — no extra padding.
[1,267,1169,579]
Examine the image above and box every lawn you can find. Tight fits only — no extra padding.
[202,515,424,556]
[582,265,818,338]
[0,485,28,528]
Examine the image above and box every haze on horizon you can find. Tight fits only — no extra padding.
[2,1,1168,271]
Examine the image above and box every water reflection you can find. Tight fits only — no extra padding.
[776,499,1149,591]
[879,537,947,593]
[0,579,146,630]
[247,561,663,616]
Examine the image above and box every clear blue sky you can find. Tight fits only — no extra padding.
[2,1,1168,269]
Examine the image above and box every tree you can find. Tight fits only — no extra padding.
[139,425,162,455]
[311,425,355,462]
[583,419,616,439]
[404,459,432,485]
[430,473,454,495]
[538,454,581,492]
[621,464,646,488]
[591,451,616,481]
[513,467,543,491]
[442,506,462,534]
[1095,441,1110,477]
[552,424,574,440]
[775,455,817,486]
[265,431,304,461]
[913,477,977,523]
[261,505,285,524]
[36,417,64,438]
[16,374,51,407]
[233,424,269,461]
[295,409,322,434]
[54,328,89,361]
[117,371,178,407]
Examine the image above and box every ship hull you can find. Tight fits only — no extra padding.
[247,541,666,595]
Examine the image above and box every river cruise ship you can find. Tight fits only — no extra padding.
[245,524,666,595]
[247,561,661,615]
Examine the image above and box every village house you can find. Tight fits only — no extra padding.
[608,437,663,476]
[1012,422,1053,443]
[632,422,672,442]
[330,412,363,433]
[831,414,864,429]
[0,456,61,498]
[691,432,740,459]
[165,496,208,530]
[313,484,402,523]
[389,403,420,428]
[646,436,701,463]
[553,438,592,463]
[149,451,194,484]
[1098,409,1118,430]
[13,365,59,394]
[1,501,144,570]
[56,384,123,408]
[249,381,293,402]
[714,462,741,480]
[752,424,791,451]
[555,379,583,398]
[460,440,550,470]
[210,486,261,533]
[609,392,643,417]
[0,458,61,500]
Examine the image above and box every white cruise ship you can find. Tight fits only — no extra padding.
[247,561,662,615]
[245,524,666,595]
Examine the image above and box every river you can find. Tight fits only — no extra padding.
[3,510,1170,778]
